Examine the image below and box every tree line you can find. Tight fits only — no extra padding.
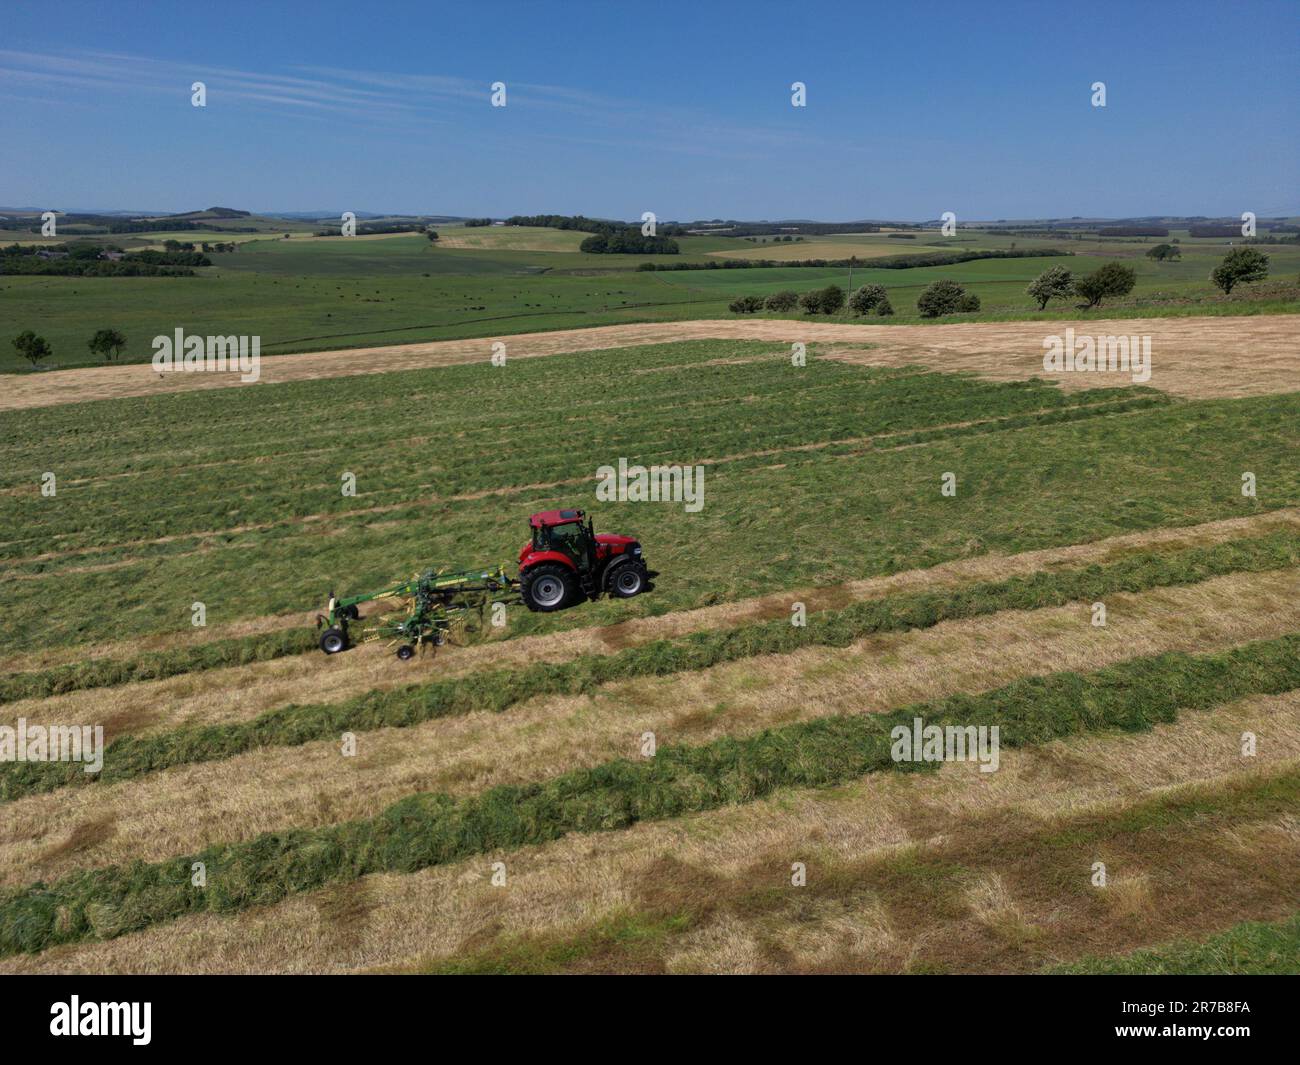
[0,242,209,276]
[579,231,679,254]
[11,327,127,367]
[642,248,1068,272]
[725,248,1272,320]
[1096,226,1169,237]
[507,214,680,254]
[311,223,428,236]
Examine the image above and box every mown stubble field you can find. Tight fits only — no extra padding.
[1,320,1297,973]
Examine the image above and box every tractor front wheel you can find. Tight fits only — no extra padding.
[608,562,648,598]
[319,627,347,654]
[522,564,576,612]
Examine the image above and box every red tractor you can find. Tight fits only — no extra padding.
[519,508,649,611]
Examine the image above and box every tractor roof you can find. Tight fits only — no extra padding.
[530,508,585,528]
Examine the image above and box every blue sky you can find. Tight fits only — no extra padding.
[1,0,1296,220]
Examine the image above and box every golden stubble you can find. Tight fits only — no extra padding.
[7,506,1298,735]
[3,691,1295,974]
[3,566,1297,890]
[4,314,1297,411]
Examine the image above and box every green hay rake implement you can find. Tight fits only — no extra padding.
[315,508,650,660]
[316,565,518,659]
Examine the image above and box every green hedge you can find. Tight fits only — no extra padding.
[640,249,1071,271]
[2,631,1297,956]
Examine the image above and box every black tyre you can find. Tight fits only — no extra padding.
[319,627,347,654]
[396,644,415,661]
[522,563,576,612]
[340,604,361,621]
[608,562,648,598]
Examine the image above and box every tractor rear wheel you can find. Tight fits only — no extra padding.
[522,564,576,612]
[319,627,347,654]
[608,562,648,598]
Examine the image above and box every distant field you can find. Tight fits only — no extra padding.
[1,209,317,242]
[657,247,1300,316]
[283,231,420,243]
[3,224,1296,371]
[436,225,588,252]
[1,229,277,248]
[707,230,980,260]
[0,250,729,370]
[712,236,936,260]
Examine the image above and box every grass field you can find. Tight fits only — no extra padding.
[4,223,1296,371]
[1,319,1298,972]
[7,338,1299,651]
[435,225,588,252]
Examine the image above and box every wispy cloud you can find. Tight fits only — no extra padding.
[0,48,837,159]
[0,49,421,120]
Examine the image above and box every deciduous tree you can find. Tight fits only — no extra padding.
[13,330,52,366]
[1074,263,1136,308]
[88,328,127,362]
[1210,247,1269,294]
[1026,266,1075,309]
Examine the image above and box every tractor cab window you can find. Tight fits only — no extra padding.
[534,522,583,550]
[537,521,592,569]
[549,523,586,544]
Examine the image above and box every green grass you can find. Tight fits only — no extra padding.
[0,259,727,370]
[421,909,692,975]
[2,632,1296,957]
[3,339,1297,655]
[3,228,1295,369]
[656,247,1300,322]
[0,628,318,705]
[435,225,589,253]
[2,344,1163,557]
[4,529,1296,803]
[1052,913,1300,974]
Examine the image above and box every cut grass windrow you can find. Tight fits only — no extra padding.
[1,631,1298,957]
[418,772,1300,975]
[2,529,1299,805]
[0,628,317,706]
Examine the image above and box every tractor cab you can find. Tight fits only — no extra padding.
[528,509,595,564]
[519,508,647,611]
